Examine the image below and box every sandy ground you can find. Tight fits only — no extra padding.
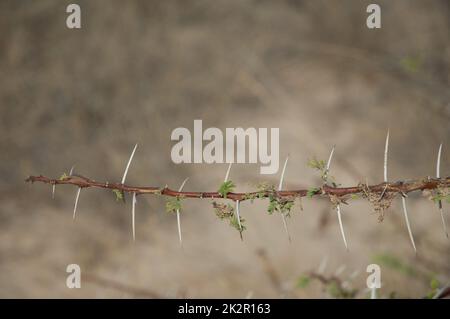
[0,0,449,298]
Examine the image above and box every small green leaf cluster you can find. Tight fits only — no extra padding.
[165,196,183,214]
[218,180,235,198]
[112,189,125,202]
[307,157,337,185]
[431,192,450,204]
[267,194,295,217]
[307,187,321,198]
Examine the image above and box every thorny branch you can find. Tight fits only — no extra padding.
[24,135,450,250]
[25,174,450,201]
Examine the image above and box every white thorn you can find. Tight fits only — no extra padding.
[224,162,233,182]
[401,197,417,253]
[384,130,389,183]
[176,178,189,246]
[436,143,442,179]
[278,156,289,190]
[52,184,55,199]
[121,143,138,184]
[336,205,349,251]
[326,145,335,172]
[73,187,81,220]
[176,210,182,245]
[278,156,291,243]
[178,177,189,192]
[318,255,329,274]
[69,165,75,176]
[132,192,137,241]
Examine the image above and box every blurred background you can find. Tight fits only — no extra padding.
[0,0,449,298]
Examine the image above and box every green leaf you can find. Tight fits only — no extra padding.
[307,158,326,171]
[218,180,235,198]
[166,197,182,214]
[59,172,68,180]
[112,189,125,202]
[307,187,320,198]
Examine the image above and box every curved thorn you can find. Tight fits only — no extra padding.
[384,130,389,183]
[224,162,233,182]
[132,192,137,241]
[122,143,138,184]
[401,197,417,253]
[73,187,81,220]
[336,205,349,251]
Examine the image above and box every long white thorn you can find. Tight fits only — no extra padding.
[132,192,137,241]
[52,184,55,199]
[278,156,289,190]
[73,187,81,220]
[384,130,389,183]
[122,143,138,184]
[326,145,335,172]
[401,197,417,253]
[224,162,233,182]
[436,143,442,178]
[69,165,75,176]
[436,143,448,238]
[278,156,291,243]
[176,178,189,246]
[336,205,349,251]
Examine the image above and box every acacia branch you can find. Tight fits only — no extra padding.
[25,174,450,201]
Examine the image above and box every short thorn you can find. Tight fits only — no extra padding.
[73,187,81,220]
[224,162,233,182]
[326,145,335,172]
